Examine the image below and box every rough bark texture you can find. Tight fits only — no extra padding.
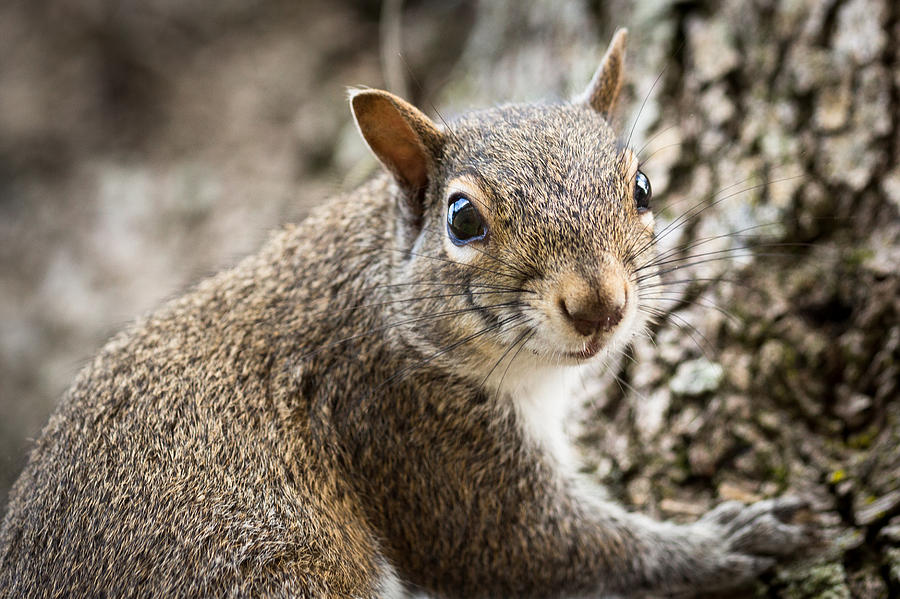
[1,0,898,597]
[589,1,900,597]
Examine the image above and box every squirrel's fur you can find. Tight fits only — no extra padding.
[0,30,812,598]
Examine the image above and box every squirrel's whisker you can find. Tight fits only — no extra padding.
[636,124,810,174]
[634,123,681,160]
[395,51,467,150]
[634,234,812,275]
[480,327,534,389]
[634,251,801,284]
[634,246,806,281]
[636,141,683,167]
[638,294,741,324]
[298,301,527,362]
[637,305,715,358]
[379,246,526,281]
[311,289,527,318]
[665,149,808,215]
[619,220,646,263]
[352,243,519,281]
[493,328,537,401]
[610,367,650,406]
[621,57,671,164]
[638,276,740,288]
[628,171,795,261]
[422,225,536,280]
[362,281,533,293]
[661,160,803,219]
[637,222,783,268]
[639,173,806,258]
[637,277,756,295]
[372,313,527,398]
[290,281,533,318]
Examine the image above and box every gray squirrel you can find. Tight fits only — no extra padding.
[0,29,814,598]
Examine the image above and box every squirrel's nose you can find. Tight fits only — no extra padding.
[559,288,625,337]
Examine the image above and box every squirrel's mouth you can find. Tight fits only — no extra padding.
[564,335,604,361]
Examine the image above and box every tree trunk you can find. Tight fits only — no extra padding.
[441,0,900,596]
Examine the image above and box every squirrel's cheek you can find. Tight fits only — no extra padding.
[442,233,481,265]
[638,210,655,231]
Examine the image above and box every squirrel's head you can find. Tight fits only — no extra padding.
[350,29,658,382]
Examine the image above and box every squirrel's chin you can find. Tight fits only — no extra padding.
[562,336,604,361]
[554,321,637,364]
[530,336,611,366]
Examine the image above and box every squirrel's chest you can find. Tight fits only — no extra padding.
[494,362,588,474]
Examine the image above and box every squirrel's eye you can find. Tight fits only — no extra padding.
[447,193,486,245]
[634,170,652,213]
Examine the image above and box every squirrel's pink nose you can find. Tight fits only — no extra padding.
[559,288,625,337]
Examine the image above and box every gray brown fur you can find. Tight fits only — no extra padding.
[0,31,813,598]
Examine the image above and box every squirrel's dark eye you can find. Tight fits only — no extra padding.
[447,193,486,245]
[634,170,652,213]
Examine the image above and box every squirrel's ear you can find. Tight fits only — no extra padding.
[350,88,444,205]
[577,28,627,118]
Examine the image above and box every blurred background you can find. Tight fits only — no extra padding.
[1,0,898,595]
[0,0,475,499]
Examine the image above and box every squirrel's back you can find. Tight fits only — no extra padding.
[0,181,404,597]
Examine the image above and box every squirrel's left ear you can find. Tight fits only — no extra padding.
[577,28,627,118]
[350,88,444,223]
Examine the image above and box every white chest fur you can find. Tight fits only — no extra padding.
[493,360,589,474]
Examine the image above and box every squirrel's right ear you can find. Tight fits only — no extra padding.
[577,28,628,118]
[350,88,444,217]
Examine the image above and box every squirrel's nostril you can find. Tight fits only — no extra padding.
[559,295,624,337]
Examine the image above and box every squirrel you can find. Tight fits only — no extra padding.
[0,29,813,598]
